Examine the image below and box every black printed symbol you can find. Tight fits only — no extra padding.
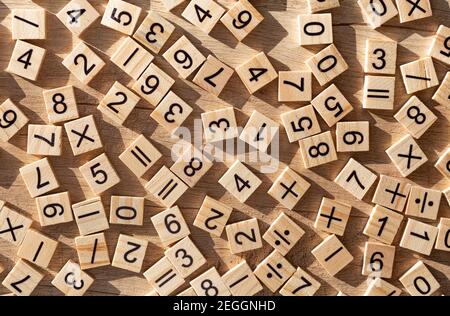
[320,206,342,228]
[406,0,427,16]
[273,230,291,246]
[266,263,283,279]
[405,74,432,82]
[155,269,177,288]
[385,183,407,204]
[415,192,434,214]
[397,144,422,169]
[324,246,343,262]
[280,181,298,199]
[0,217,24,242]
[131,145,152,167]
[14,15,39,28]
[158,179,178,200]
[71,125,95,148]
[229,274,249,288]
[255,123,267,142]
[367,88,390,99]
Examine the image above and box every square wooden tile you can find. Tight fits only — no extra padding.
[311,234,353,276]
[79,153,121,195]
[396,0,432,23]
[435,218,450,252]
[112,234,148,273]
[298,13,333,46]
[193,55,234,96]
[145,166,189,208]
[400,218,438,255]
[268,166,310,210]
[357,0,398,28]
[263,212,305,256]
[16,229,58,268]
[62,41,105,85]
[254,250,296,293]
[162,0,186,11]
[239,110,279,152]
[170,145,213,188]
[19,158,59,198]
[278,71,312,102]
[181,0,226,34]
[109,195,145,226]
[65,115,103,156]
[226,218,263,254]
[434,147,450,179]
[201,107,239,143]
[400,57,439,94]
[399,261,440,296]
[280,105,321,143]
[336,121,370,152]
[0,206,33,246]
[72,197,110,236]
[165,236,206,277]
[27,124,62,156]
[386,134,428,177]
[311,84,353,127]
[334,158,377,200]
[43,85,79,124]
[36,191,73,227]
[363,205,404,245]
[364,39,397,75]
[362,75,395,110]
[7,40,46,81]
[298,131,338,169]
[372,175,411,212]
[190,267,231,296]
[429,25,450,66]
[394,96,437,139]
[0,99,29,142]
[218,160,262,203]
[150,91,193,134]
[432,71,450,106]
[56,0,100,36]
[12,9,46,40]
[222,261,262,296]
[220,0,264,41]
[101,0,142,35]
[235,52,278,94]
[307,0,340,13]
[193,195,233,237]
[75,232,110,269]
[143,256,185,296]
[133,10,175,54]
[2,259,43,296]
[151,206,190,246]
[306,44,348,86]
[52,260,94,296]
[314,197,352,236]
[362,242,395,278]
[405,186,441,220]
[280,266,321,296]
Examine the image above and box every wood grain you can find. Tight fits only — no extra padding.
[0,0,449,296]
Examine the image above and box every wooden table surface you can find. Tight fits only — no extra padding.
[0,0,449,296]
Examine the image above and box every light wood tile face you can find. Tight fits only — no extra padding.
[57,0,100,36]
[396,0,432,23]
[36,192,74,227]
[75,232,110,270]
[165,236,206,277]
[52,260,94,296]
[17,229,58,268]
[2,259,43,296]
[372,175,411,212]
[193,196,233,237]
[133,11,175,54]
[0,99,29,142]
[280,266,321,296]
[399,261,440,296]
[43,86,79,124]
[311,234,353,276]
[182,0,226,34]
[19,158,59,198]
[362,242,395,279]
[263,212,305,256]
[314,197,352,236]
[386,134,428,177]
[364,39,397,75]
[151,206,190,246]
[222,261,263,296]
[101,0,142,35]
[0,206,33,246]
[268,167,310,210]
[235,52,278,94]
[254,250,296,293]
[306,44,348,86]
[12,9,46,40]
[307,0,340,13]
[311,84,353,127]
[400,218,438,255]
[298,13,333,46]
[334,158,377,200]
[112,234,148,273]
[220,0,264,41]
[144,256,185,296]
[357,0,398,28]
[226,218,262,254]
[363,205,404,245]
[280,105,321,143]
[72,197,110,236]
[145,167,189,208]
[190,267,231,296]
[400,57,439,94]
[336,121,369,152]
[429,25,450,66]
[432,72,450,106]
[394,96,437,139]
[7,40,46,81]
[298,131,338,169]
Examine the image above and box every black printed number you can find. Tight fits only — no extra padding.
[0,110,17,128]
[201,279,218,296]
[343,131,364,145]
[74,54,95,76]
[141,75,159,94]
[107,92,128,114]
[372,48,386,70]
[65,272,84,290]
[234,229,257,245]
[175,248,193,268]
[407,105,426,125]
[115,206,137,220]
[111,8,132,26]
[440,36,450,58]
[67,9,86,24]
[18,49,33,69]
[205,208,224,230]
[90,163,108,185]
[249,68,267,82]
[174,50,193,69]
[308,142,329,158]
[209,118,230,133]
[324,96,343,118]
[204,67,224,87]
[234,174,251,192]
[146,23,164,44]
[164,103,183,123]
[292,277,312,295]
[194,4,212,22]
[369,251,384,272]
[291,117,312,133]
[184,157,203,177]
[232,10,252,29]
[346,170,365,190]
[52,93,68,114]
[164,214,181,234]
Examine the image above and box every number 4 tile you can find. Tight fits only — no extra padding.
[386,134,428,177]
[7,40,46,81]
[236,52,278,94]
[334,158,377,200]
[219,160,262,203]
[56,0,100,36]
[182,0,226,34]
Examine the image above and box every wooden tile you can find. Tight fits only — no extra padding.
[79,153,121,195]
[399,261,440,296]
[165,236,206,277]
[52,260,94,296]
[218,160,262,203]
[72,197,110,236]
[311,234,353,276]
[112,234,148,273]
[151,206,190,246]
[56,0,100,36]
[0,206,33,246]
[177,287,197,296]
[225,218,263,254]
[372,175,411,212]
[150,91,193,134]
[0,99,29,142]
[239,110,280,152]
[254,250,296,293]
[307,0,340,13]
[27,124,62,156]
[400,57,439,94]
[62,41,105,85]
[314,197,352,236]
[429,25,450,66]
[220,0,264,41]
[357,0,398,28]
[334,158,377,200]
[306,44,348,86]
[336,121,369,152]
[101,0,142,35]
[98,81,140,126]
[445,187,450,206]
[298,13,333,46]
[75,232,110,269]
[278,71,312,102]
[133,11,175,54]
[298,131,338,169]
[17,229,58,268]
[201,107,239,143]
[2,259,43,296]
[362,242,395,278]
[162,0,186,11]
[7,40,46,81]
[193,195,233,237]
[364,277,401,296]
[193,55,234,96]
[386,134,428,177]
[432,72,450,106]
[364,39,397,75]
[110,37,154,80]
[170,145,213,188]
[143,256,185,296]
[363,205,404,245]
[119,134,162,178]
[280,105,321,143]
[181,0,226,34]
[222,261,263,296]
[12,9,46,40]
[190,267,231,296]
[396,0,432,23]
[394,96,437,139]
[362,75,395,110]
[132,63,175,107]
[36,191,73,227]
[268,167,310,210]
[109,195,144,226]
[235,52,278,94]
[42,86,79,124]
[311,84,353,127]
[145,166,189,208]
[405,186,441,220]
[400,218,438,255]
[19,158,59,198]
[435,218,450,252]
[279,267,321,296]
[263,212,305,256]
[435,147,450,179]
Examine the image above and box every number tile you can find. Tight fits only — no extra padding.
[181,0,226,34]
[362,242,395,278]
[311,234,353,276]
[280,105,321,143]
[12,9,46,40]
[75,232,110,270]
[112,234,148,273]
[193,195,233,237]
[193,55,234,96]
[306,44,348,86]
[190,267,231,296]
[279,266,321,296]
[226,218,263,254]
[165,236,206,278]
[2,259,43,296]
[0,99,29,142]
[334,158,377,200]
[311,84,353,127]
[52,260,94,296]
[36,191,74,227]
[19,158,59,198]
[399,261,440,296]
[222,261,263,296]
[133,10,175,54]
[56,0,100,36]
[7,40,46,81]
[79,153,121,195]
[220,0,264,41]
[42,85,79,124]
[151,206,190,247]
[298,131,338,169]
[101,0,142,35]
[235,52,278,94]
[298,13,333,46]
